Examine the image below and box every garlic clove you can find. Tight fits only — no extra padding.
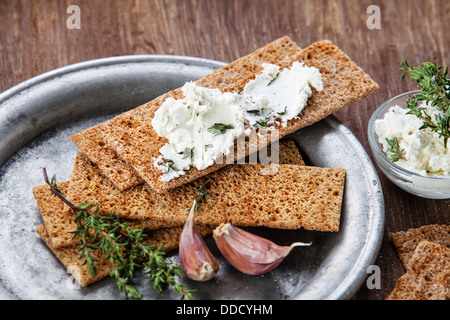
[213,223,311,275]
[179,200,219,281]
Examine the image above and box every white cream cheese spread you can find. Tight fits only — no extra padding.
[375,102,450,176]
[152,62,323,181]
[239,62,323,127]
[152,83,245,181]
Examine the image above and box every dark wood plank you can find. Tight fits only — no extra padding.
[0,0,448,300]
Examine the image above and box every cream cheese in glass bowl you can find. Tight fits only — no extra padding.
[368,90,450,199]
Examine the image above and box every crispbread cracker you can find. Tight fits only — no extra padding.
[70,125,144,190]
[36,224,113,287]
[32,181,183,248]
[71,37,377,192]
[390,224,450,270]
[387,240,450,300]
[67,151,345,232]
[33,181,75,248]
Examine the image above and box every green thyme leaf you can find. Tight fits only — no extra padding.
[277,106,288,115]
[180,147,194,161]
[267,72,280,86]
[254,119,268,128]
[164,159,179,173]
[385,137,405,162]
[193,179,215,211]
[207,123,234,136]
[49,174,62,195]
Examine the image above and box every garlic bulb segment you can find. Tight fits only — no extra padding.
[179,200,219,281]
[213,223,311,275]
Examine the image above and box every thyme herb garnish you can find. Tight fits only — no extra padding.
[164,159,179,173]
[385,137,405,162]
[180,147,194,161]
[208,123,234,136]
[267,72,280,86]
[193,179,215,211]
[183,180,215,212]
[254,119,268,128]
[247,109,261,115]
[277,106,288,116]
[400,59,450,148]
[42,168,194,300]
[49,174,62,195]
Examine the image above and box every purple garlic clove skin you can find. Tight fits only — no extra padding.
[213,223,311,275]
[179,201,219,281]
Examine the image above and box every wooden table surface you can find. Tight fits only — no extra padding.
[0,0,448,300]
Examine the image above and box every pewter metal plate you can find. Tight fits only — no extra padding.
[0,55,384,300]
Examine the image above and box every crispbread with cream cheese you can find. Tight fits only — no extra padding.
[70,36,303,191]
[70,37,377,193]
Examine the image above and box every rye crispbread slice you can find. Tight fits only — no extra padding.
[70,126,144,190]
[32,181,184,248]
[36,224,113,287]
[70,37,377,193]
[387,240,450,300]
[66,149,344,232]
[32,180,216,249]
[390,224,450,270]
[33,181,75,248]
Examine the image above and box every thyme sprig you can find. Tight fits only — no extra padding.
[277,106,288,116]
[193,179,215,211]
[385,137,405,162]
[267,72,280,86]
[49,174,62,195]
[208,123,234,136]
[180,147,194,161]
[254,119,268,128]
[42,168,194,300]
[164,159,179,173]
[400,59,450,148]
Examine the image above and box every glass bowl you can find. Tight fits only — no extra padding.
[368,90,450,199]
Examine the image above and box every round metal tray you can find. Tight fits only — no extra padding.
[0,55,384,300]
